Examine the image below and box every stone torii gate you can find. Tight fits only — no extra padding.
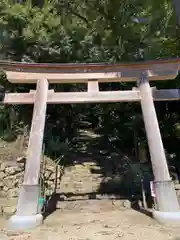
[0,58,180,230]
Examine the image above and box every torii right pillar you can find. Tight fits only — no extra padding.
[138,72,180,225]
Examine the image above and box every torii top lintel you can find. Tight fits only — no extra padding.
[0,58,180,84]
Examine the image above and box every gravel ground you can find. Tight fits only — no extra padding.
[1,199,180,240]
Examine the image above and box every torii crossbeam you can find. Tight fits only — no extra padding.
[0,58,180,230]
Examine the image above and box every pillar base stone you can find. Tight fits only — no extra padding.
[153,211,180,225]
[7,214,43,231]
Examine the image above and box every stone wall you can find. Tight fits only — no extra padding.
[0,156,63,199]
[0,161,23,198]
[0,160,103,200]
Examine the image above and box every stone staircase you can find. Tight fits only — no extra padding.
[59,162,103,196]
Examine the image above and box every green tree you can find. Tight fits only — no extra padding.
[0,0,179,176]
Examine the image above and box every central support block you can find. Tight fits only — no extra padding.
[7,183,43,230]
[153,211,180,226]
[153,180,180,225]
[154,180,179,212]
[8,214,43,231]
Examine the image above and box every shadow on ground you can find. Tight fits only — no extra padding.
[42,190,153,220]
[42,129,154,219]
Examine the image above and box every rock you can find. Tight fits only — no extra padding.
[175,184,180,190]
[46,165,55,172]
[16,156,26,163]
[0,181,3,188]
[45,189,53,196]
[17,162,25,169]
[3,186,8,192]
[5,166,16,175]
[46,182,54,191]
[123,200,131,209]
[0,171,5,179]
[3,206,16,215]
[176,190,180,197]
[83,162,96,167]
[7,188,19,198]
[112,200,124,207]
[91,165,101,170]
[3,176,19,189]
[44,171,51,179]
[16,172,23,177]
[13,174,23,186]
[5,166,21,175]
[0,163,6,171]
[49,173,56,181]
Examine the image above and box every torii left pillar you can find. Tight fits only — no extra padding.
[8,79,49,230]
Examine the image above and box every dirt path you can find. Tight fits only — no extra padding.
[1,199,180,240]
[1,133,180,240]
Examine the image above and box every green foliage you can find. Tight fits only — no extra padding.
[0,0,179,167]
